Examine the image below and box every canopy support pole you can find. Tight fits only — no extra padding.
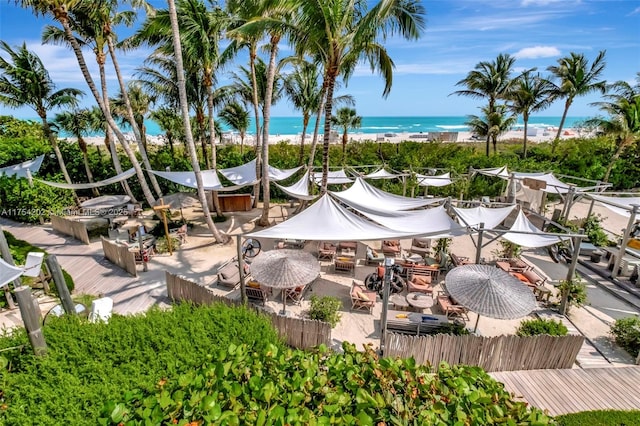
[402,175,407,197]
[236,235,247,305]
[560,231,584,315]
[0,225,17,309]
[473,314,481,333]
[611,205,640,279]
[379,257,394,356]
[475,223,485,264]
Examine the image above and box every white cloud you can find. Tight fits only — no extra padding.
[513,46,561,59]
[629,7,640,16]
[521,0,574,6]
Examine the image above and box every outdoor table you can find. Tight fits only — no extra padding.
[385,310,450,335]
[406,292,434,310]
[389,294,410,310]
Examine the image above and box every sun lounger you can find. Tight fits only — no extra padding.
[382,240,402,257]
[350,280,376,313]
[318,241,337,261]
[365,245,385,266]
[409,238,431,257]
[436,291,469,321]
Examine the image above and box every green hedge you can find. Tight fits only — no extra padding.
[516,318,569,337]
[557,410,640,426]
[0,303,284,425]
[610,316,640,358]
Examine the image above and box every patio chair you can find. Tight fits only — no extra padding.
[169,224,188,245]
[409,238,431,257]
[350,280,376,313]
[285,285,306,305]
[365,245,385,266]
[318,241,337,261]
[436,291,469,321]
[407,274,433,294]
[382,240,402,257]
[337,241,358,257]
[217,261,248,289]
[450,253,473,267]
[245,282,269,305]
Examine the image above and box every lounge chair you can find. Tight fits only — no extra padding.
[436,291,469,321]
[350,280,376,313]
[407,274,433,294]
[409,238,431,257]
[285,285,306,305]
[338,241,357,257]
[496,258,531,273]
[169,224,188,245]
[382,240,402,257]
[245,281,270,305]
[318,241,337,261]
[450,253,472,267]
[217,261,248,289]
[365,245,385,266]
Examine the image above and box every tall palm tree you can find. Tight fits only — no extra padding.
[466,104,517,154]
[283,61,323,164]
[219,102,250,153]
[0,41,82,204]
[331,107,362,159]
[452,53,516,157]
[18,0,157,206]
[547,50,607,151]
[166,0,225,243]
[587,74,640,182]
[293,0,425,193]
[52,109,99,196]
[149,107,184,155]
[506,70,555,158]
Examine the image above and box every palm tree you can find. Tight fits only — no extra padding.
[506,70,555,158]
[452,53,516,156]
[466,104,517,154]
[149,107,184,155]
[166,0,225,243]
[18,0,157,206]
[586,74,640,182]
[547,50,607,151]
[331,107,362,159]
[52,109,99,196]
[0,41,82,204]
[293,0,425,193]
[283,61,323,164]
[219,102,250,153]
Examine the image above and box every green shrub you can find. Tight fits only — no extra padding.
[154,236,180,254]
[557,279,588,313]
[308,295,342,327]
[610,316,640,358]
[516,318,568,336]
[0,303,284,425]
[557,409,640,426]
[100,342,554,425]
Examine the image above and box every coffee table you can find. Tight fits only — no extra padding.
[390,293,409,310]
[406,292,434,309]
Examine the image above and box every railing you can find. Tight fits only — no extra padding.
[384,333,584,372]
[166,272,331,350]
[101,237,137,277]
[51,215,90,245]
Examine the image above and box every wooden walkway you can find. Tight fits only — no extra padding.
[491,366,640,415]
[1,219,169,317]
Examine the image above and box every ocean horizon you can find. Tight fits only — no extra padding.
[15,115,589,137]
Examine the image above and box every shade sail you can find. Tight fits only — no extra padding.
[512,172,580,194]
[274,170,317,201]
[157,192,200,210]
[246,194,416,241]
[445,264,537,320]
[150,169,245,191]
[501,210,567,248]
[416,172,452,187]
[355,205,467,237]
[0,155,44,178]
[218,159,260,186]
[0,258,23,287]
[474,166,510,179]
[362,168,400,179]
[312,169,353,185]
[81,195,131,210]
[249,249,320,289]
[331,177,442,214]
[453,205,516,229]
[39,168,136,189]
[268,164,303,182]
[588,194,640,218]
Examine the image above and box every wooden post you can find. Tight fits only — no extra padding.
[0,225,17,309]
[475,222,485,264]
[379,257,394,356]
[236,235,247,305]
[138,226,148,272]
[154,199,173,256]
[45,255,76,315]
[560,232,584,315]
[14,286,47,356]
[402,175,407,197]
[612,205,639,279]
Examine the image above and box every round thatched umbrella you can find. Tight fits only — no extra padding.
[445,264,537,332]
[249,249,320,315]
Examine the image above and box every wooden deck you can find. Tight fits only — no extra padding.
[491,366,640,415]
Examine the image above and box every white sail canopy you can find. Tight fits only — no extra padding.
[0,258,23,287]
[453,205,516,229]
[415,172,452,187]
[274,170,317,201]
[218,159,260,186]
[331,177,442,214]
[151,169,244,191]
[39,168,136,189]
[312,169,353,185]
[355,205,467,237]
[0,155,44,178]
[588,194,640,218]
[501,210,567,248]
[362,168,400,180]
[474,166,510,179]
[246,194,416,241]
[512,172,579,194]
[268,164,303,181]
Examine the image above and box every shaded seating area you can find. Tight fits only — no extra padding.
[409,238,431,257]
[509,269,551,302]
[245,280,271,305]
[284,285,307,305]
[436,291,469,321]
[334,256,356,275]
[350,280,376,313]
[217,261,249,289]
[450,252,473,267]
[317,241,337,261]
[337,241,357,257]
[365,245,385,265]
[382,240,402,257]
[496,258,532,273]
[386,310,451,335]
[407,274,434,295]
[275,239,306,249]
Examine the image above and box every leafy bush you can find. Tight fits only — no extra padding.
[557,409,640,426]
[154,236,180,254]
[582,214,613,247]
[557,279,588,313]
[516,318,568,336]
[100,342,554,425]
[0,303,284,425]
[308,295,342,327]
[610,316,640,358]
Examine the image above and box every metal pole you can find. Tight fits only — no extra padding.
[402,175,407,197]
[236,235,247,305]
[379,257,394,356]
[508,173,516,203]
[561,185,576,221]
[611,205,639,279]
[475,222,485,264]
[560,232,584,315]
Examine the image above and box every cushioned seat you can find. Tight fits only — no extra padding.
[365,246,385,265]
[350,281,376,313]
[407,275,433,294]
[382,240,402,257]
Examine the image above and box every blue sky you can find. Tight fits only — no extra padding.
[1,0,639,119]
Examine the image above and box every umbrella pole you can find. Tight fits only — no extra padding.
[281,290,286,316]
[473,315,480,333]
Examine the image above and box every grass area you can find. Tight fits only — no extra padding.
[557,410,640,426]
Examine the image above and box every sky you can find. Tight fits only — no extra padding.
[0,0,639,120]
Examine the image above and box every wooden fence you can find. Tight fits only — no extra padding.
[51,215,90,244]
[166,272,331,350]
[385,333,584,372]
[101,237,138,277]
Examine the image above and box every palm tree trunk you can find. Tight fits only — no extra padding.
[485,135,490,156]
[107,39,163,198]
[553,100,571,153]
[57,18,156,206]
[522,117,529,158]
[78,136,99,196]
[299,114,309,164]
[167,0,224,243]
[106,129,137,202]
[40,117,80,204]
[307,91,325,170]
[206,83,222,216]
[249,45,262,209]
[258,37,279,226]
[321,74,337,193]
[603,136,631,183]
[342,130,348,160]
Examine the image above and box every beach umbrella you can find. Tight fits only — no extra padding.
[445,264,537,332]
[249,249,320,315]
[157,192,200,220]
